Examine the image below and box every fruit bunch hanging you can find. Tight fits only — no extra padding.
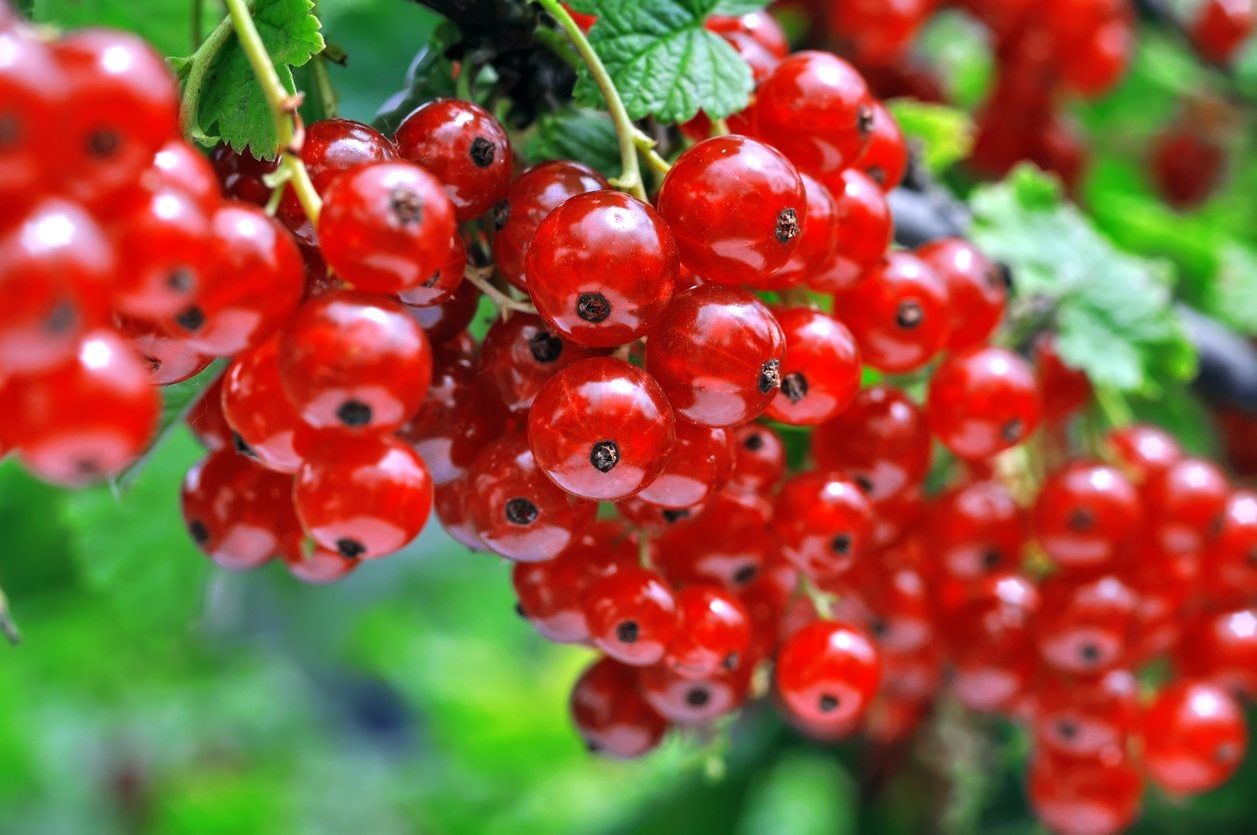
[2,1,1255,833]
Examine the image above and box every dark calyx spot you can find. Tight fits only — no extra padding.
[586,740,602,753]
[854,474,874,494]
[528,330,563,364]
[422,269,441,288]
[685,687,710,708]
[993,262,1014,291]
[1217,742,1240,763]
[982,548,1002,570]
[867,165,886,186]
[166,267,195,293]
[576,292,611,323]
[1000,419,1024,443]
[857,106,875,138]
[775,207,800,244]
[175,305,205,333]
[661,508,690,524]
[896,300,924,330]
[590,440,620,473]
[505,497,539,526]
[74,458,101,477]
[43,300,77,335]
[1078,642,1100,665]
[1067,508,1094,533]
[722,653,739,671]
[733,564,758,585]
[514,601,526,618]
[87,128,120,158]
[758,359,781,394]
[337,399,373,427]
[336,538,366,559]
[616,620,639,643]
[469,136,496,168]
[232,432,257,458]
[1056,720,1079,741]
[389,187,424,226]
[831,533,852,555]
[0,114,18,147]
[493,200,511,230]
[818,694,840,713]
[188,520,210,545]
[869,618,889,639]
[781,372,808,404]
[743,431,764,452]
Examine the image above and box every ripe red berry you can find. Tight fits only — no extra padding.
[1033,462,1140,572]
[0,31,62,225]
[706,9,788,59]
[279,117,397,227]
[854,101,908,191]
[645,285,786,427]
[1106,423,1182,483]
[1190,0,1256,64]
[279,290,431,434]
[109,185,213,318]
[729,424,786,495]
[1141,456,1230,555]
[117,314,211,386]
[570,657,667,758]
[635,421,734,510]
[652,489,776,590]
[182,451,301,570]
[528,357,676,501]
[284,545,360,585]
[656,135,805,286]
[639,661,752,726]
[584,566,679,666]
[1209,490,1257,603]
[944,574,1039,713]
[404,275,480,344]
[1177,608,1257,699]
[915,237,1006,351]
[827,0,931,67]
[395,233,466,308]
[664,585,753,678]
[148,139,220,212]
[1033,668,1139,760]
[294,434,433,560]
[838,252,950,373]
[317,161,457,294]
[775,620,881,732]
[928,480,1027,579]
[526,190,677,347]
[774,471,874,579]
[209,144,277,206]
[756,173,838,291]
[809,168,893,292]
[221,335,306,473]
[927,346,1042,460]
[1036,573,1138,676]
[394,99,512,220]
[1027,749,1143,835]
[1143,680,1248,796]
[433,477,486,552]
[765,307,861,425]
[478,313,602,414]
[1035,334,1093,422]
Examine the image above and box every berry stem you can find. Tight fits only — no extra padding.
[1094,386,1135,429]
[463,265,538,314]
[533,0,647,201]
[222,0,323,224]
[633,128,672,176]
[309,53,339,120]
[533,25,582,72]
[710,118,731,137]
[799,576,835,619]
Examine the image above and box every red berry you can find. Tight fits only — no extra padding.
[854,101,908,191]
[1033,668,1139,760]
[395,233,466,308]
[210,144,277,206]
[838,252,950,373]
[584,566,679,666]
[112,314,207,387]
[1209,490,1257,603]
[944,574,1039,713]
[1191,0,1256,64]
[182,451,300,570]
[765,307,861,425]
[774,471,874,579]
[927,346,1042,460]
[1177,608,1257,699]
[635,421,734,510]
[928,480,1027,580]
[728,424,786,495]
[0,32,62,224]
[570,657,667,758]
[148,139,220,212]
[652,489,776,590]
[433,477,485,552]
[1106,423,1182,484]
[221,335,306,473]
[284,545,360,585]
[827,0,931,67]
[1143,680,1248,796]
[528,357,676,501]
[755,173,838,290]
[1027,749,1143,835]
[646,285,786,427]
[526,190,678,347]
[639,662,751,726]
[1035,334,1093,422]
[109,185,213,318]
[1141,456,1230,555]
[279,117,397,227]
[404,275,480,344]
[664,584,753,678]
[1036,573,1138,676]
[915,237,1006,351]
[394,99,512,220]
[775,620,881,732]
[812,384,932,505]
[479,312,603,414]
[706,9,788,59]
[810,168,893,293]
[1033,462,1140,572]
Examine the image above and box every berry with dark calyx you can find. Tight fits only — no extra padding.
[210,144,277,206]
[493,160,608,291]
[755,173,838,291]
[1027,749,1143,835]
[570,657,667,759]
[1209,490,1257,604]
[221,335,306,474]
[1143,680,1248,796]
[181,451,302,570]
[394,99,512,221]
[775,620,881,733]
[283,544,361,585]
[116,314,211,387]
[526,190,678,348]
[1035,573,1138,676]
[837,251,950,374]
[927,346,1043,461]
[639,660,752,726]
[1033,462,1140,572]
[664,585,753,679]
[928,480,1027,580]
[853,100,908,191]
[479,313,603,414]
[915,237,1005,352]
[774,471,874,579]
[293,434,433,560]
[809,168,893,293]
[652,489,776,590]
[528,357,676,501]
[829,560,932,655]
[109,185,212,319]
[1032,668,1139,760]
[646,285,787,427]
[1034,334,1093,423]
[278,117,397,228]
[765,307,861,426]
[812,384,932,505]
[729,424,786,495]
[1141,457,1230,556]
[656,135,806,286]
[583,566,679,667]
[1105,423,1182,484]
[0,31,62,224]
[396,233,467,308]
[279,290,431,434]
[1177,608,1257,699]
[635,421,734,510]
[467,432,596,562]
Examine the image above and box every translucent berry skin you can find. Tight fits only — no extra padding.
[854,101,908,191]
[765,307,861,426]
[583,566,679,667]
[182,451,300,570]
[1177,608,1257,699]
[4,331,159,487]
[317,161,457,294]
[915,237,1006,351]
[149,139,220,212]
[652,489,776,590]
[570,657,667,759]
[52,29,179,202]
[1033,669,1139,760]
[405,276,479,344]
[221,335,306,473]
[110,185,213,318]
[278,117,397,227]
[210,144,277,206]
[467,432,597,562]
[492,161,608,291]
[928,480,1026,580]
[774,472,874,579]
[636,422,734,510]
[1035,334,1093,422]
[809,168,893,293]
[1209,490,1257,603]
[394,99,512,220]
[175,201,304,357]
[1035,573,1138,677]
[645,285,786,427]
[185,374,232,452]
[664,585,753,679]
[775,621,881,731]
[927,346,1043,461]
[752,51,874,177]
[479,313,603,414]
[1143,680,1248,796]
[433,477,485,551]
[1142,457,1230,555]
[284,546,360,585]
[1191,0,1257,64]
[0,32,62,223]
[755,173,837,291]
[395,233,466,308]
[706,9,788,59]
[639,662,751,726]
[117,314,211,386]
[526,190,678,348]
[944,574,1039,713]
[812,385,932,505]
[1033,462,1140,572]
[656,135,806,286]
[278,291,431,434]
[1106,423,1182,484]
[729,424,786,495]
[838,252,950,374]
[294,435,433,560]
[528,358,676,501]
[1027,749,1143,835]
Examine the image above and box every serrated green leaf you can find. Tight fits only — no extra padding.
[885,99,973,174]
[571,0,754,123]
[711,0,769,14]
[523,108,622,178]
[970,166,1197,394]
[175,0,324,155]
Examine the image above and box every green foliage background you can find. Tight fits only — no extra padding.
[4,1,1257,833]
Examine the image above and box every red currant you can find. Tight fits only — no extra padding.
[765,306,861,425]
[928,480,1027,579]
[1177,608,1257,699]
[812,384,932,505]
[1033,462,1140,572]
[1032,668,1139,760]
[109,185,212,318]
[809,168,893,293]
[652,489,776,590]
[664,585,753,678]
[755,173,837,290]
[0,31,62,224]
[1036,573,1138,676]
[1141,456,1230,555]
[279,117,397,228]
[838,251,950,373]
[284,544,360,585]
[394,99,512,220]
[221,335,306,473]
[635,421,734,510]
[182,450,300,570]
[569,657,666,758]
[944,574,1039,713]
[1143,680,1248,796]
[1035,334,1093,422]
[639,661,751,726]
[854,101,908,191]
[148,139,220,212]
[116,314,211,386]
[915,237,1006,351]
[395,232,466,308]
[185,373,232,453]
[775,620,881,732]
[1191,0,1256,64]
[774,471,874,578]
[728,424,786,495]
[584,566,679,666]
[1027,749,1143,835]
[927,346,1042,460]
[1105,423,1182,484]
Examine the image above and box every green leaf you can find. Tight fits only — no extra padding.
[710,0,769,14]
[885,99,974,174]
[1196,244,1257,336]
[31,0,221,55]
[970,166,1197,394]
[523,108,623,178]
[571,0,754,123]
[737,752,857,835]
[174,0,325,155]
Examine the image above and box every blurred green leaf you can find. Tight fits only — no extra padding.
[737,752,857,835]
[523,107,623,178]
[31,0,221,55]
[1194,244,1257,336]
[886,99,973,174]
[711,0,768,14]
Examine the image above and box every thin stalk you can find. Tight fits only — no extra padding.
[464,266,538,314]
[533,25,582,72]
[310,53,339,119]
[633,128,672,176]
[1094,386,1135,429]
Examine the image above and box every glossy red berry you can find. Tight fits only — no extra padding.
[706,9,788,59]
[774,471,874,579]
[1177,608,1257,699]
[1209,490,1257,602]
[182,451,300,570]
[656,135,805,286]
[1191,0,1256,64]
[756,173,837,290]
[636,421,734,510]
[1106,423,1182,484]
[570,657,667,758]
[526,190,678,347]
[944,574,1039,713]
[809,168,893,292]
[279,117,397,226]
[395,233,466,308]
[827,0,931,66]
[394,99,512,220]
[279,290,431,434]
[1143,680,1248,796]
[1142,457,1230,555]
[528,357,676,501]
[210,144,277,206]
[775,620,881,732]
[765,307,861,425]
[664,585,753,679]
[432,477,485,552]
[404,275,479,344]
[584,566,679,666]
[116,314,210,386]
[1036,573,1138,676]
[927,346,1042,460]
[916,237,1006,351]
[652,489,776,590]
[838,252,950,373]
[854,101,908,191]
[645,285,786,427]
[110,185,213,318]
[639,662,751,726]
[1035,334,1093,422]
[479,313,602,414]
[467,432,597,562]
[928,480,1027,579]
[0,32,62,224]
[221,335,306,473]
[1033,462,1140,572]
[812,384,932,505]
[729,424,786,495]
[148,139,220,212]
[294,434,433,560]
[284,545,360,585]
[1033,669,1139,760]
[1027,749,1143,835]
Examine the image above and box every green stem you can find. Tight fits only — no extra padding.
[534,0,646,200]
[533,25,582,72]
[310,54,339,119]
[0,584,20,647]
[1094,387,1134,429]
[192,0,205,51]
[633,128,672,176]
[455,62,473,103]
[710,117,731,136]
